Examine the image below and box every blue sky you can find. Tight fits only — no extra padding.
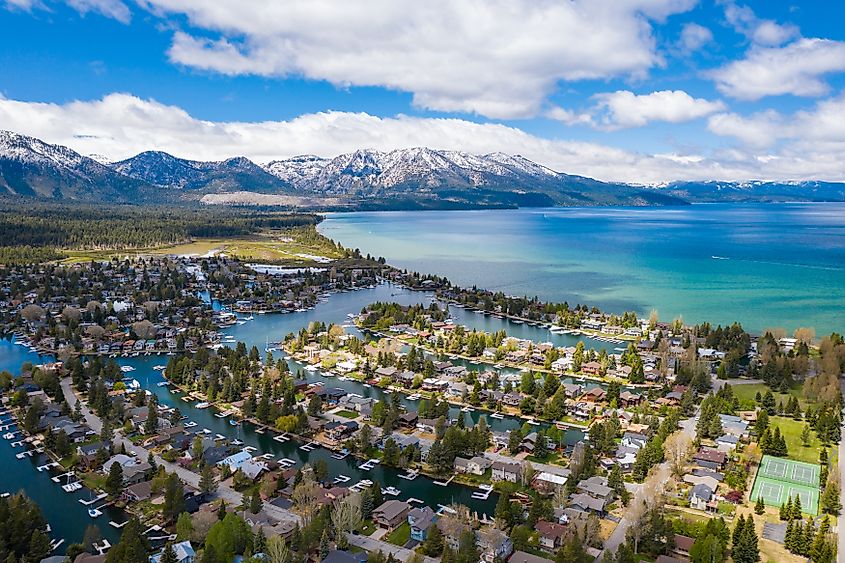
[1,0,844,183]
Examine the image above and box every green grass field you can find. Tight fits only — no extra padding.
[386,522,411,546]
[731,383,805,410]
[770,416,837,464]
[750,455,820,515]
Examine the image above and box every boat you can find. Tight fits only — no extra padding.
[460,406,474,413]
[490,412,505,420]
[229,419,241,426]
[156,381,170,387]
[119,365,135,373]
[381,486,401,496]
[88,508,102,518]
[195,402,211,409]
[153,365,166,371]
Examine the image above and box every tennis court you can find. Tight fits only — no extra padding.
[750,455,820,515]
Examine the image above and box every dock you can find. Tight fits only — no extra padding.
[407,497,424,504]
[398,469,419,480]
[109,520,129,528]
[52,471,75,483]
[433,475,455,486]
[79,493,107,506]
[299,441,318,452]
[49,539,64,552]
[471,484,493,500]
[278,458,296,468]
[272,433,290,443]
[37,461,60,472]
[331,449,350,460]
[332,474,351,484]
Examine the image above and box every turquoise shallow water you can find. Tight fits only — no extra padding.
[318,203,845,335]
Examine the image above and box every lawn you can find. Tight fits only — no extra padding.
[335,410,360,419]
[386,522,411,546]
[731,383,808,410]
[769,416,838,465]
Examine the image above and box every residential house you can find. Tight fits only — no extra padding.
[535,521,568,551]
[408,506,436,542]
[509,552,554,563]
[150,540,195,563]
[693,447,727,470]
[688,483,716,512]
[479,528,513,563]
[372,500,410,530]
[491,461,521,483]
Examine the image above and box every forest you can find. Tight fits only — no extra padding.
[0,201,319,262]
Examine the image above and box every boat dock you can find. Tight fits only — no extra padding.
[37,461,60,472]
[331,449,350,460]
[79,493,107,506]
[407,497,424,504]
[272,433,290,443]
[332,474,351,484]
[299,441,318,452]
[51,471,74,483]
[433,475,455,486]
[471,484,493,500]
[398,469,419,480]
[357,458,380,471]
[109,520,129,528]
[277,458,296,468]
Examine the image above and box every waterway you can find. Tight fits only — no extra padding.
[0,281,604,549]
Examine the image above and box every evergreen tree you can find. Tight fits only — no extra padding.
[160,542,178,563]
[754,496,765,515]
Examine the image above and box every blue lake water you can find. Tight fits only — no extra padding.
[318,203,845,335]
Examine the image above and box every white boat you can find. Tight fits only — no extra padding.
[119,365,135,373]
[195,402,211,409]
[381,486,401,496]
[153,365,166,371]
[460,406,474,413]
[88,508,102,518]
[490,412,505,419]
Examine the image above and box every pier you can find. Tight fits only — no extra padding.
[433,475,455,486]
[37,461,60,472]
[79,493,107,506]
[272,433,290,443]
[299,441,318,452]
[398,469,419,480]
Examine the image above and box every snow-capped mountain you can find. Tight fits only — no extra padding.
[263,147,564,194]
[0,130,149,201]
[112,152,293,194]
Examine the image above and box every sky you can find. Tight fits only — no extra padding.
[1,0,844,184]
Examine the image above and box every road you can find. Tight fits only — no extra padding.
[596,406,699,560]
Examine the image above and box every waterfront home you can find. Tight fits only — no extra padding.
[581,387,606,403]
[314,387,347,406]
[374,366,398,378]
[581,361,602,376]
[491,460,521,483]
[396,371,416,388]
[373,500,410,530]
[422,378,448,392]
[454,456,492,475]
[688,483,717,512]
[509,551,554,563]
[536,520,568,551]
[532,471,569,495]
[408,505,436,541]
[324,420,359,442]
[217,450,252,471]
[122,481,153,502]
[150,540,196,563]
[693,447,727,470]
[562,383,583,398]
[77,441,110,467]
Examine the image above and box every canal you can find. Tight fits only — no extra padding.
[0,281,606,550]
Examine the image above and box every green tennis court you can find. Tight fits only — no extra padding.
[750,455,820,515]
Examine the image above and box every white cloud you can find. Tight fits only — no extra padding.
[592,90,725,129]
[722,2,798,46]
[3,0,129,20]
[3,92,845,184]
[708,93,845,148]
[132,0,698,119]
[545,106,593,126]
[710,38,845,100]
[66,0,130,22]
[679,23,713,52]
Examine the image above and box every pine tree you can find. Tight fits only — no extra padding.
[754,496,765,514]
[784,519,795,552]
[160,543,178,563]
[792,494,802,518]
[780,497,791,520]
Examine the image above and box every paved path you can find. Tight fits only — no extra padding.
[596,405,699,560]
[60,378,299,525]
[347,533,437,563]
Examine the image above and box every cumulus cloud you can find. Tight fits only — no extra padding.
[3,92,845,184]
[710,38,845,100]
[708,93,845,148]
[679,23,713,52]
[66,0,130,22]
[592,90,725,129]
[722,1,798,46]
[132,0,699,119]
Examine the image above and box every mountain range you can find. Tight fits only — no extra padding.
[2,129,845,209]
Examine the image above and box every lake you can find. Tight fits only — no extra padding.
[318,203,845,335]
